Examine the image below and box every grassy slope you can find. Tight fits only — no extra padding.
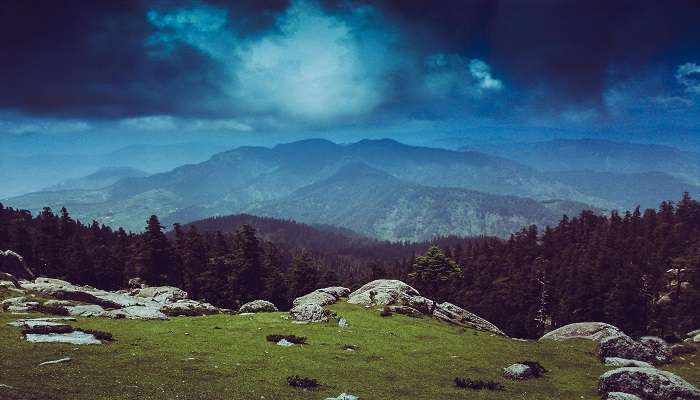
[0,299,698,400]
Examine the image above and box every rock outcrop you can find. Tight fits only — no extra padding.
[503,363,536,380]
[347,280,419,307]
[17,277,222,320]
[539,322,624,342]
[604,393,642,400]
[599,367,700,400]
[596,335,672,366]
[433,302,506,336]
[0,250,35,280]
[238,300,278,313]
[289,303,334,323]
[289,286,350,322]
[603,357,653,368]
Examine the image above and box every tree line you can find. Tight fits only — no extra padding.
[0,193,698,339]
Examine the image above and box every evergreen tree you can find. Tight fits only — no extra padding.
[409,245,461,302]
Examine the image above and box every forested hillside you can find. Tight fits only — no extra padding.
[1,193,698,339]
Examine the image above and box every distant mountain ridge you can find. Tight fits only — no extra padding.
[5,138,606,239]
[42,167,150,191]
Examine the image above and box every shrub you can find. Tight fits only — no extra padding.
[379,306,393,317]
[454,378,504,391]
[520,361,547,377]
[266,334,307,345]
[287,375,320,389]
[78,328,113,341]
[22,325,74,335]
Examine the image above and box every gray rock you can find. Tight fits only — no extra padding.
[387,306,423,318]
[324,394,358,400]
[347,279,419,307]
[293,290,338,307]
[596,334,672,365]
[289,303,333,323]
[604,357,654,368]
[318,286,351,298]
[25,331,101,345]
[66,304,107,317]
[8,317,75,328]
[1,296,27,306]
[0,249,35,279]
[238,300,278,313]
[433,302,506,336]
[43,300,73,307]
[161,300,219,316]
[503,363,534,380]
[130,286,188,304]
[539,322,624,342]
[687,328,700,338]
[694,334,700,343]
[108,306,168,320]
[604,392,642,400]
[338,318,349,327]
[276,339,295,347]
[127,277,147,289]
[639,336,673,364]
[599,367,700,400]
[38,357,72,366]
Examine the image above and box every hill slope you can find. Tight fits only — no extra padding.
[252,164,596,241]
[0,299,697,400]
[42,167,151,191]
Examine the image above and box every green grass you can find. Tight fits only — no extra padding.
[0,301,698,400]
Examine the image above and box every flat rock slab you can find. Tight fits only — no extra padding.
[25,331,101,345]
[9,318,75,328]
[39,357,72,366]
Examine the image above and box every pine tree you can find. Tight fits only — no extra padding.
[409,245,461,302]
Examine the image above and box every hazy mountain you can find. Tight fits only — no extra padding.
[0,142,231,198]
[42,167,150,191]
[251,163,596,241]
[544,170,700,210]
[463,138,700,185]
[4,139,606,236]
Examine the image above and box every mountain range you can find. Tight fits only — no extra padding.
[4,139,605,240]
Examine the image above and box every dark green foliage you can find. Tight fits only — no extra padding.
[409,245,461,302]
[30,303,70,316]
[78,328,113,341]
[266,334,307,345]
[453,377,504,391]
[286,375,320,389]
[22,325,74,335]
[520,361,547,377]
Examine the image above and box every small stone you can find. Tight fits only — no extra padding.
[39,357,72,366]
[277,339,295,347]
[325,393,359,400]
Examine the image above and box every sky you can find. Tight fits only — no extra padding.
[1,0,699,150]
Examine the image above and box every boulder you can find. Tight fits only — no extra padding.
[604,357,653,368]
[22,278,147,309]
[108,306,168,320]
[66,304,107,317]
[347,279,419,307]
[401,295,436,314]
[318,286,350,298]
[687,328,700,338]
[670,343,696,356]
[289,303,333,323]
[130,286,188,304]
[0,250,34,280]
[43,300,73,307]
[0,272,21,288]
[387,305,423,318]
[433,302,506,336]
[293,290,337,307]
[238,300,278,313]
[604,393,642,400]
[539,322,624,342]
[25,331,101,345]
[599,367,700,400]
[503,363,535,380]
[161,300,219,316]
[693,334,700,343]
[127,277,147,289]
[1,297,27,307]
[596,335,654,365]
[638,336,672,364]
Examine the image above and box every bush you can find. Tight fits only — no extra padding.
[266,334,307,345]
[78,328,113,341]
[31,303,70,316]
[454,377,504,391]
[520,360,547,377]
[379,306,393,317]
[287,375,320,389]
[22,325,74,335]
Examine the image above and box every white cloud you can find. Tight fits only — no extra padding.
[146,1,400,122]
[469,59,504,91]
[119,115,177,131]
[676,62,700,94]
[0,119,91,135]
[119,115,252,132]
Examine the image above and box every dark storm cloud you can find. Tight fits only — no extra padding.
[0,0,699,124]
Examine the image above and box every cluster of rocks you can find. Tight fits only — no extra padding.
[8,317,102,345]
[286,279,505,335]
[1,276,222,320]
[540,321,700,399]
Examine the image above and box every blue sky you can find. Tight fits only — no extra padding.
[0,0,698,150]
